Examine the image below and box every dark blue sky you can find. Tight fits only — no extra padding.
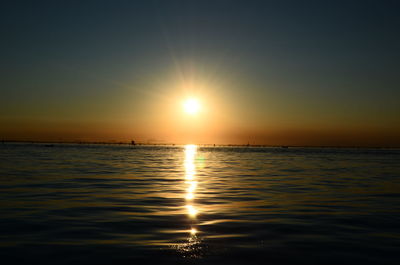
[1,0,399,145]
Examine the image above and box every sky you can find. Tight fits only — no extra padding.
[1,0,399,146]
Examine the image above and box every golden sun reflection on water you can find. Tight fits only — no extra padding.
[190,228,197,235]
[184,144,198,219]
[170,144,203,257]
[186,204,198,217]
[183,144,201,251]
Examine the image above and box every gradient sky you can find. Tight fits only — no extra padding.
[1,0,399,146]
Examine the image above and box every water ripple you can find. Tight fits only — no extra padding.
[0,143,399,264]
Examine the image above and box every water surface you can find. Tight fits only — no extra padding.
[1,143,399,264]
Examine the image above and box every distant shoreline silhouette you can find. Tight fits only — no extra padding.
[1,140,399,149]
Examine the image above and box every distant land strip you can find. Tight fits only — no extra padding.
[1,140,399,149]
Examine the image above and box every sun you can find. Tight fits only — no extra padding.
[183,98,201,115]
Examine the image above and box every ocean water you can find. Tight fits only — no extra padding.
[0,143,399,264]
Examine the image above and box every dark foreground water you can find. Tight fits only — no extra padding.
[0,143,399,264]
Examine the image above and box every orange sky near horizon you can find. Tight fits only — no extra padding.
[1,68,400,147]
[1,115,399,147]
[1,65,399,147]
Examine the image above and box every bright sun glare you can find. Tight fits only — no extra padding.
[183,98,201,115]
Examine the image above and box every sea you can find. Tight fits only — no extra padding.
[0,142,399,264]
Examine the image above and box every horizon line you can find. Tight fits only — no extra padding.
[2,140,400,149]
